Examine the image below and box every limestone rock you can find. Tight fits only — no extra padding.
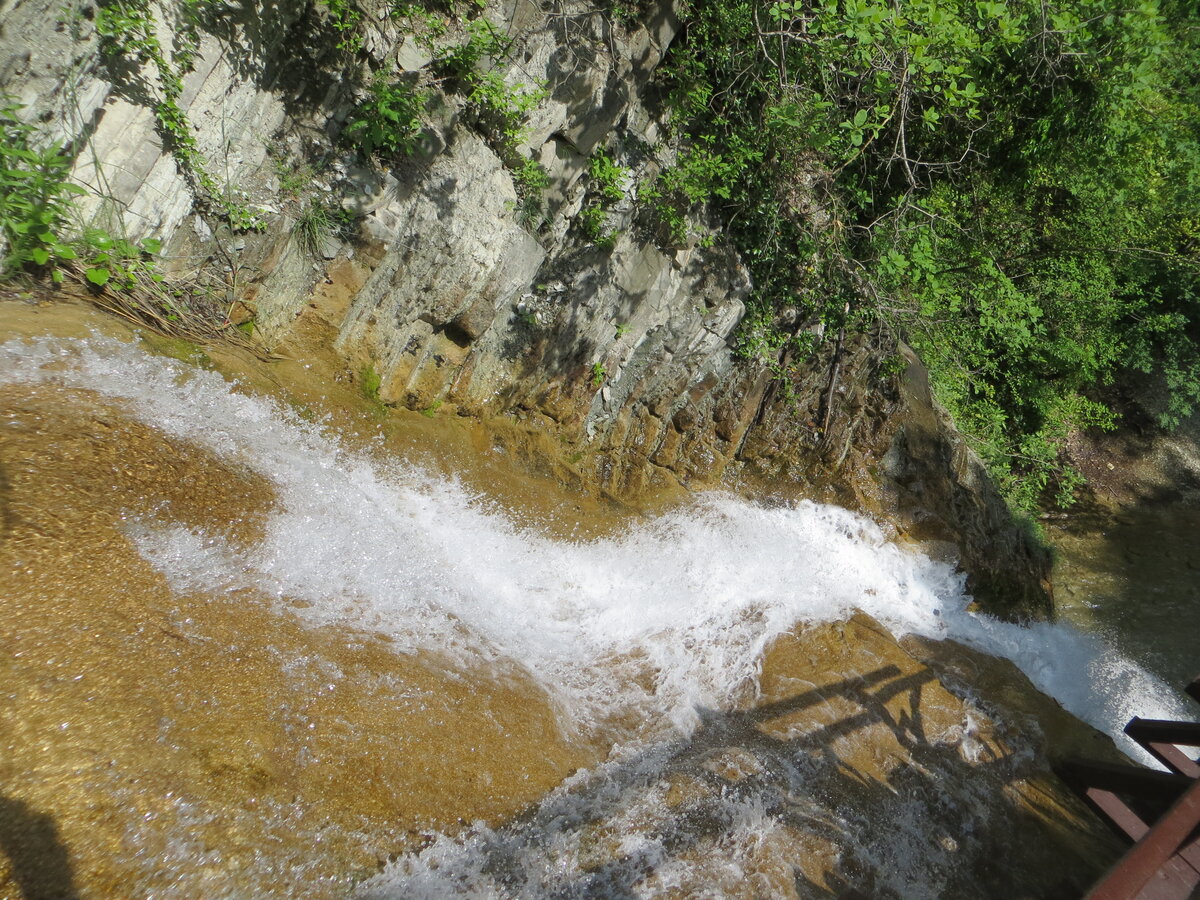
[0,0,1053,612]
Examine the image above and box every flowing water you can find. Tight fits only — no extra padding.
[0,329,1194,898]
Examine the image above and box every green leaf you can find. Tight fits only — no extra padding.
[85,267,111,286]
[30,247,50,265]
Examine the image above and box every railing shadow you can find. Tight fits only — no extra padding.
[394,661,1117,900]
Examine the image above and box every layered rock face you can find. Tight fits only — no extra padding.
[0,0,1048,613]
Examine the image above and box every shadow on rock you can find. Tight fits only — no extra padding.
[365,617,1122,899]
[0,794,78,900]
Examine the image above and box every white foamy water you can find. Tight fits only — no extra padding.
[1,334,1189,748]
[3,334,1195,895]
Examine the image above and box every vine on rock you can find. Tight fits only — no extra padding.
[93,0,265,231]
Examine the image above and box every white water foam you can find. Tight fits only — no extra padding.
[10,333,1199,896]
[1,333,1190,754]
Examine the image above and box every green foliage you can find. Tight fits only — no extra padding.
[659,0,1200,515]
[345,73,427,157]
[578,203,609,243]
[0,101,85,275]
[440,17,511,79]
[513,156,550,229]
[640,134,763,246]
[591,361,607,387]
[605,0,643,26]
[465,69,546,158]
[433,17,549,222]
[323,0,364,52]
[588,148,626,203]
[0,100,163,289]
[273,157,313,198]
[390,2,450,48]
[863,0,1200,510]
[79,228,164,290]
[576,148,627,245]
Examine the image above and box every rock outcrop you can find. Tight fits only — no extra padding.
[0,0,1050,614]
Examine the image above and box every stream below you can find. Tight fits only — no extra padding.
[1,305,1196,898]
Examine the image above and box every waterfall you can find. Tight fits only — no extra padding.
[2,334,1190,897]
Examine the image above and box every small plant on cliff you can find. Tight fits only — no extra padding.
[0,108,260,348]
[438,18,547,182]
[591,362,607,387]
[323,0,364,52]
[272,156,313,198]
[605,0,643,26]
[0,100,164,289]
[293,200,342,257]
[577,203,607,243]
[512,155,550,229]
[345,72,427,158]
[463,69,547,160]
[576,147,627,245]
[390,2,450,49]
[0,100,85,277]
[79,228,164,290]
[588,148,626,203]
[440,17,511,80]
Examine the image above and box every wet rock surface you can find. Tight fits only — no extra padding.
[1049,410,1200,690]
[0,306,1129,898]
[361,614,1122,899]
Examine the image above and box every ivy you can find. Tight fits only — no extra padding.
[92,0,265,231]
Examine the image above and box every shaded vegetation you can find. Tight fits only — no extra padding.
[655,0,1200,516]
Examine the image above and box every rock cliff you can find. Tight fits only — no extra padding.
[0,0,1049,614]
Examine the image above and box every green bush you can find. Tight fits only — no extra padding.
[345,73,427,157]
[0,100,85,277]
[655,0,1200,515]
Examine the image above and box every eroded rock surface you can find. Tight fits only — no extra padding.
[358,613,1123,899]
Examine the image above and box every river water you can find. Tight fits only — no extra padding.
[0,330,1193,897]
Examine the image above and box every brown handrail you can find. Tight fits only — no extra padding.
[1084,766,1200,899]
[1124,718,1200,779]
